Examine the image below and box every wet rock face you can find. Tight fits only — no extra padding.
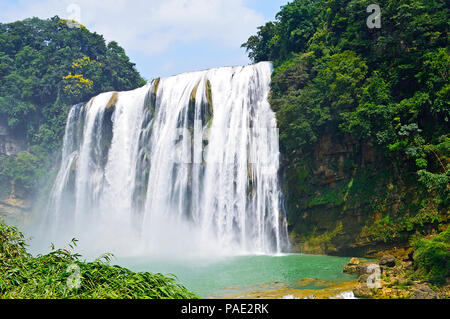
[282,132,391,256]
[312,135,360,186]
[282,128,434,257]
[0,119,25,156]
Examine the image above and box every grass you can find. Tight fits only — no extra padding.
[0,219,199,299]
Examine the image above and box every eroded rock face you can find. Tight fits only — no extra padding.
[282,131,419,257]
[284,133,383,255]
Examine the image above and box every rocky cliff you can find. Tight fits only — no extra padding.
[282,133,447,257]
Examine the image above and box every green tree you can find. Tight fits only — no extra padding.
[0,16,146,200]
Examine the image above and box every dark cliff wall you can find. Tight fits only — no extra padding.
[282,133,447,257]
[0,117,31,224]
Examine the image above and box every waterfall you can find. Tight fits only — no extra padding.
[42,62,289,257]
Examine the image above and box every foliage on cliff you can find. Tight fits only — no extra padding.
[0,16,146,199]
[0,219,197,299]
[0,151,43,198]
[243,0,449,254]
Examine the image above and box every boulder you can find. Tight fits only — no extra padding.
[343,264,358,275]
[348,257,360,265]
[410,284,438,299]
[344,261,377,276]
[379,255,396,267]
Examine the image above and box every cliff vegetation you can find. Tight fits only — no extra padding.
[243,0,449,266]
[0,16,146,215]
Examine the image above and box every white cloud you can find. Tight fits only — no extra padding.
[1,0,264,56]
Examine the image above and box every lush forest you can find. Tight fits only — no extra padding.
[244,0,448,284]
[0,16,146,200]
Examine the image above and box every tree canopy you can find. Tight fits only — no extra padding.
[0,16,146,152]
[0,16,146,198]
[243,0,449,193]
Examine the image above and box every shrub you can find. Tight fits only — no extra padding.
[412,227,449,284]
[0,219,198,299]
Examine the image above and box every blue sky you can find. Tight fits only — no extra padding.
[0,0,289,81]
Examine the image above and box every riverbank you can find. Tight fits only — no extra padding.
[343,247,449,299]
[210,278,357,299]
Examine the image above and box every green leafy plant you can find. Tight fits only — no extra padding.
[0,219,198,299]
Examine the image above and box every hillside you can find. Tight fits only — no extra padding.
[0,16,146,219]
[0,2,448,298]
[243,0,448,281]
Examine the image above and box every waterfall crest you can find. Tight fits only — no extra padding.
[42,62,289,257]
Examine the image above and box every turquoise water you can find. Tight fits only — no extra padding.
[115,254,355,297]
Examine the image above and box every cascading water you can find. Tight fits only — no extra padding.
[40,62,289,257]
